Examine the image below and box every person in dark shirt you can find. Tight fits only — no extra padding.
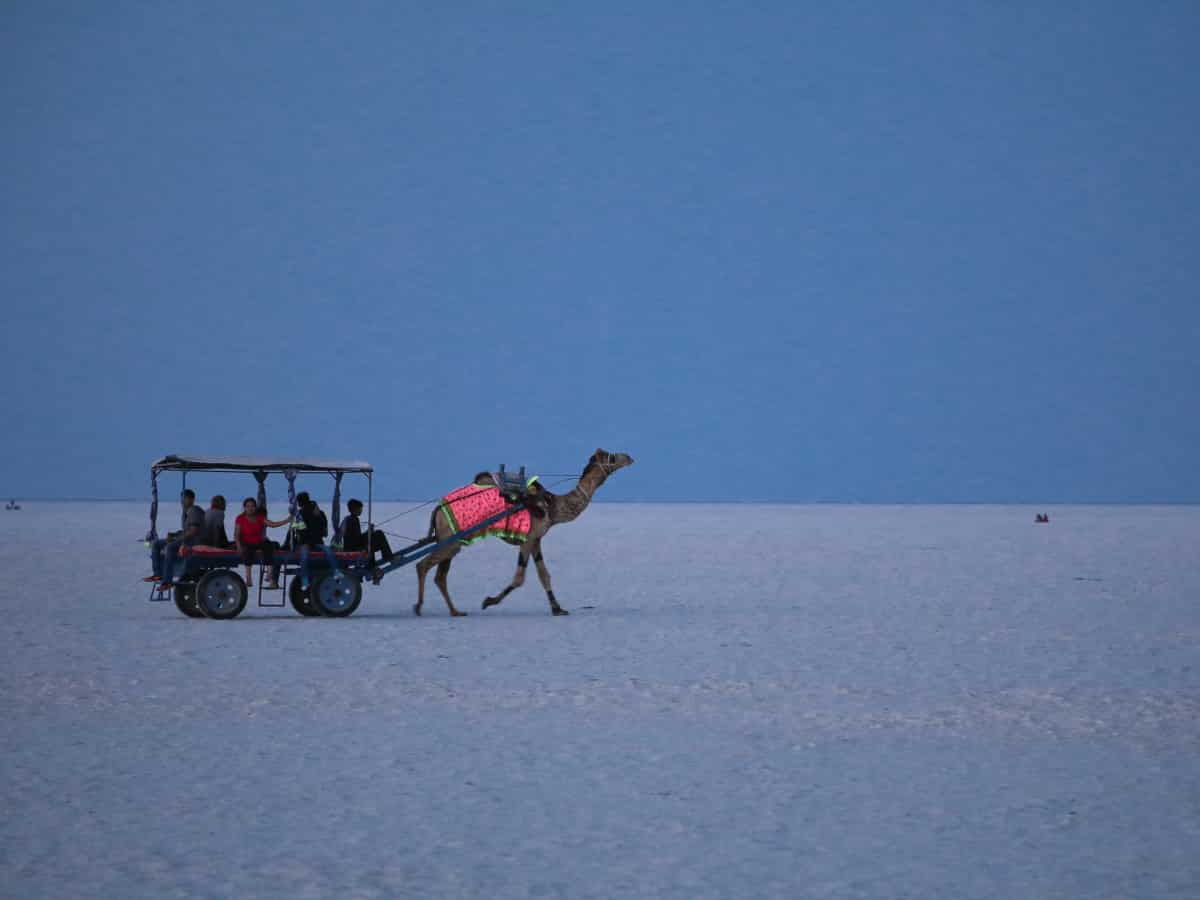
[294,492,328,546]
[203,495,233,548]
[340,498,393,564]
[293,492,331,589]
[149,489,205,589]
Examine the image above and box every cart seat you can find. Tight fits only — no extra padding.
[181,545,369,562]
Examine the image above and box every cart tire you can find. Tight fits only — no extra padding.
[173,583,203,618]
[289,578,320,617]
[311,571,362,618]
[196,569,248,620]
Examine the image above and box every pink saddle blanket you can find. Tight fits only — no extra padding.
[439,483,532,545]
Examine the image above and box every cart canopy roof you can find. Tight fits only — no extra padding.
[152,455,373,474]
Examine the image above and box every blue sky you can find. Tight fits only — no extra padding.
[3,1,1198,502]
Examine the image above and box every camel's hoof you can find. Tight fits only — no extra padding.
[552,607,570,616]
[451,610,468,617]
[482,597,499,610]
[413,604,422,617]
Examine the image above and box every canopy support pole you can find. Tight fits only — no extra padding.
[285,469,297,528]
[331,472,343,534]
[254,470,268,511]
[147,468,160,542]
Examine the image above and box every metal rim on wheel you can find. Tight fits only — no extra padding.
[312,571,362,617]
[196,569,247,619]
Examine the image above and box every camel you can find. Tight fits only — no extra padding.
[413,448,634,617]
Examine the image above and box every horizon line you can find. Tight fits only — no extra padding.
[4,498,1200,507]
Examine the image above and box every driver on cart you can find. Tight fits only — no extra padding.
[339,498,393,565]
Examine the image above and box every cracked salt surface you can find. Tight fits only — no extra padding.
[2,503,1198,898]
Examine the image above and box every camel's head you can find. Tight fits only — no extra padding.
[586,448,635,478]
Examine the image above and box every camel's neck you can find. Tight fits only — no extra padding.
[550,464,607,525]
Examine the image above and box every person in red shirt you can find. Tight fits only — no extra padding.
[234,498,289,588]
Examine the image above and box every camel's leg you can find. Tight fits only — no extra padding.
[531,545,568,616]
[434,558,467,617]
[414,556,434,617]
[483,550,529,610]
[416,509,459,617]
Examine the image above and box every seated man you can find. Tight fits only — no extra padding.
[339,498,393,564]
[149,489,205,588]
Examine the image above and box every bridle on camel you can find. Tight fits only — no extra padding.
[571,454,621,501]
[589,453,621,477]
[580,454,622,484]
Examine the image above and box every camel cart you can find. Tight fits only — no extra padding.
[144,455,530,619]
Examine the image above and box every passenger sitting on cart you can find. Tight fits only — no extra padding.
[234,498,289,589]
[204,495,234,548]
[339,498,393,564]
[293,492,333,589]
[146,489,205,586]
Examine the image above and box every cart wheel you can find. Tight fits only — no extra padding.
[173,583,203,618]
[311,571,362,618]
[289,578,320,617]
[196,569,248,620]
